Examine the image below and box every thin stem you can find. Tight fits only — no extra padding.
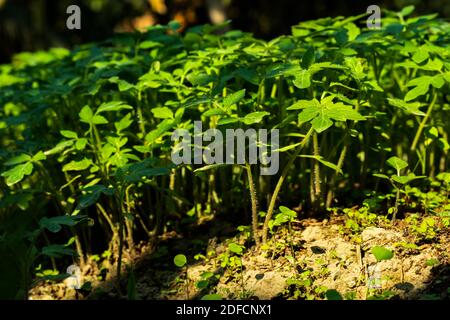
[262,127,314,243]
[245,163,260,245]
[410,93,437,152]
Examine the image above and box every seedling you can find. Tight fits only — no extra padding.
[374,157,425,222]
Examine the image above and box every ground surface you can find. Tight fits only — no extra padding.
[29,214,450,300]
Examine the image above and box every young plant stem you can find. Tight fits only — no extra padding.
[245,163,260,245]
[312,133,322,211]
[392,187,400,224]
[288,222,298,272]
[326,145,347,208]
[262,127,314,243]
[115,187,126,287]
[410,93,437,152]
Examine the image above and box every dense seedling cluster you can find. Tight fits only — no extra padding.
[0,7,449,299]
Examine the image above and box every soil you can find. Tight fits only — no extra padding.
[29,215,450,300]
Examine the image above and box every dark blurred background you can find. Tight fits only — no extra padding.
[1,0,449,63]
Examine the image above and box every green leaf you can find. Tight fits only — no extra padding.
[391,173,425,185]
[293,70,311,89]
[325,289,343,300]
[77,185,115,209]
[386,156,408,172]
[60,130,78,139]
[405,77,432,101]
[228,243,244,255]
[275,142,303,152]
[371,246,394,262]
[297,97,364,133]
[387,98,425,116]
[1,162,34,186]
[223,89,246,108]
[4,154,31,166]
[431,75,445,89]
[124,167,170,183]
[97,101,133,114]
[63,158,93,172]
[287,99,315,110]
[174,254,187,267]
[218,117,240,125]
[139,40,162,49]
[265,63,299,79]
[400,5,415,16]
[300,155,343,173]
[92,115,108,124]
[412,47,429,64]
[151,107,174,119]
[79,105,94,123]
[41,245,75,258]
[32,151,46,162]
[405,84,430,101]
[108,77,134,92]
[241,111,270,125]
[186,72,215,86]
[39,215,87,233]
[301,47,315,69]
[201,294,222,300]
[373,173,390,180]
[311,113,333,133]
[196,280,209,289]
[115,114,133,132]
[76,139,88,150]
